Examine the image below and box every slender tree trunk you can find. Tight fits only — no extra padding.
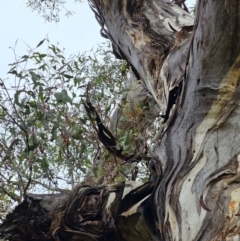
[1,1,240,240]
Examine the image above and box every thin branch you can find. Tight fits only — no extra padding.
[0,186,20,203]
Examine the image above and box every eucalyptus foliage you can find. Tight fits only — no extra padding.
[26,0,83,22]
[0,38,129,213]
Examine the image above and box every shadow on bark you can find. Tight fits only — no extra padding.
[0,181,158,241]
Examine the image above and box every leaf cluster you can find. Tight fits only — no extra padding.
[0,38,128,212]
[26,0,82,22]
[0,36,162,214]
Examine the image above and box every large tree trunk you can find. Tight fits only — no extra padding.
[1,0,240,240]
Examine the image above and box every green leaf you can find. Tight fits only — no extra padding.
[72,129,83,140]
[124,132,131,146]
[63,74,73,79]
[14,90,26,108]
[33,165,40,173]
[38,86,44,102]
[123,144,130,151]
[35,120,42,128]
[116,143,122,151]
[79,118,87,124]
[41,159,49,172]
[9,127,16,134]
[29,71,41,86]
[50,122,59,141]
[85,159,91,168]
[29,137,34,147]
[8,70,18,75]
[74,77,86,85]
[8,66,17,73]
[54,91,72,103]
[28,150,34,159]
[36,39,46,48]
[72,92,76,98]
[29,101,37,108]
[74,61,79,70]
[38,64,47,70]
[39,132,45,139]
[39,54,47,59]
[0,111,6,118]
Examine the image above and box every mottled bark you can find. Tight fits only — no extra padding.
[1,0,240,240]
[89,0,240,240]
[0,181,155,240]
[89,0,193,114]
[155,1,240,240]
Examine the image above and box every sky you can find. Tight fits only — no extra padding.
[0,0,196,80]
[1,1,103,79]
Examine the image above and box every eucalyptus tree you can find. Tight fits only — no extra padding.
[1,0,240,241]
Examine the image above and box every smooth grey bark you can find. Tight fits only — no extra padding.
[155,1,240,240]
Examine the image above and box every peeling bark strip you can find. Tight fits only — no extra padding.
[0,181,155,240]
[89,0,194,122]
[83,100,150,162]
